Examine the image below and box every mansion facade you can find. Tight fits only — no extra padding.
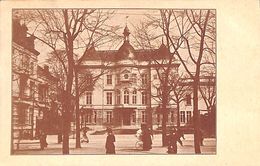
[77,26,207,130]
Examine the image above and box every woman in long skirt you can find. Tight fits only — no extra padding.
[105,127,116,154]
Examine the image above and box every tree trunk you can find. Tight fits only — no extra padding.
[177,102,180,129]
[193,81,201,154]
[161,94,168,146]
[75,69,81,148]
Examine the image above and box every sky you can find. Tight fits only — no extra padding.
[27,9,162,65]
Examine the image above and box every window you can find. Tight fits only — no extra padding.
[132,74,137,83]
[39,84,48,101]
[132,90,137,104]
[186,111,192,123]
[116,90,121,105]
[30,62,34,74]
[28,108,33,125]
[170,111,174,123]
[157,114,160,124]
[141,74,148,85]
[18,105,26,125]
[106,92,112,105]
[85,113,92,123]
[93,111,97,123]
[124,74,129,80]
[141,111,147,123]
[29,81,35,98]
[141,91,147,105]
[107,74,112,85]
[132,111,136,123]
[106,111,112,123]
[180,111,185,123]
[124,90,129,104]
[86,92,92,105]
[186,94,191,105]
[22,55,30,69]
[19,75,27,97]
[86,74,92,86]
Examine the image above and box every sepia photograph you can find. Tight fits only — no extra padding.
[11,8,216,155]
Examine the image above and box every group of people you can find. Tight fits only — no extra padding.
[37,126,204,154]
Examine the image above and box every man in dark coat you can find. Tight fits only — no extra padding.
[142,125,152,151]
[105,127,116,154]
[167,128,178,154]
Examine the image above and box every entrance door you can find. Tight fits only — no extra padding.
[122,112,131,125]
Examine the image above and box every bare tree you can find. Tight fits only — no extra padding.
[15,9,121,154]
[157,9,216,153]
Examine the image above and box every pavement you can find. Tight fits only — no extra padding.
[13,134,216,155]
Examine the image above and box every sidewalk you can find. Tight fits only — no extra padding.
[13,134,216,155]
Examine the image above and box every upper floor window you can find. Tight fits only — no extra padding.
[132,74,137,83]
[124,74,129,80]
[22,55,30,69]
[107,74,112,85]
[86,74,92,86]
[180,111,185,123]
[141,91,147,105]
[186,111,192,123]
[116,90,121,105]
[86,92,92,105]
[186,94,192,105]
[106,92,112,105]
[141,74,148,85]
[170,111,175,123]
[38,84,48,101]
[124,90,129,104]
[132,89,137,104]
[29,81,35,98]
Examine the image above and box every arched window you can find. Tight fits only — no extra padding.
[132,89,137,104]
[141,91,147,105]
[124,89,129,104]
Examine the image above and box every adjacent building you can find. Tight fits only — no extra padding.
[12,19,59,141]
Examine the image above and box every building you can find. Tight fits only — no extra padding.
[77,26,212,130]
[12,19,59,142]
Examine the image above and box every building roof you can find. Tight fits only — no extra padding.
[12,19,40,56]
[37,65,59,83]
[79,26,174,64]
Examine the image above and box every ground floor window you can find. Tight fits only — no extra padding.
[141,111,147,123]
[106,111,112,123]
[85,113,92,123]
[93,111,97,123]
[132,111,136,123]
[180,111,185,123]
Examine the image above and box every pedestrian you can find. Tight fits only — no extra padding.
[176,128,185,146]
[198,129,204,146]
[141,125,152,151]
[81,129,89,143]
[105,127,116,154]
[39,130,48,150]
[167,128,178,154]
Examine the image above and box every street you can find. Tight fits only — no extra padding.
[13,134,216,155]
